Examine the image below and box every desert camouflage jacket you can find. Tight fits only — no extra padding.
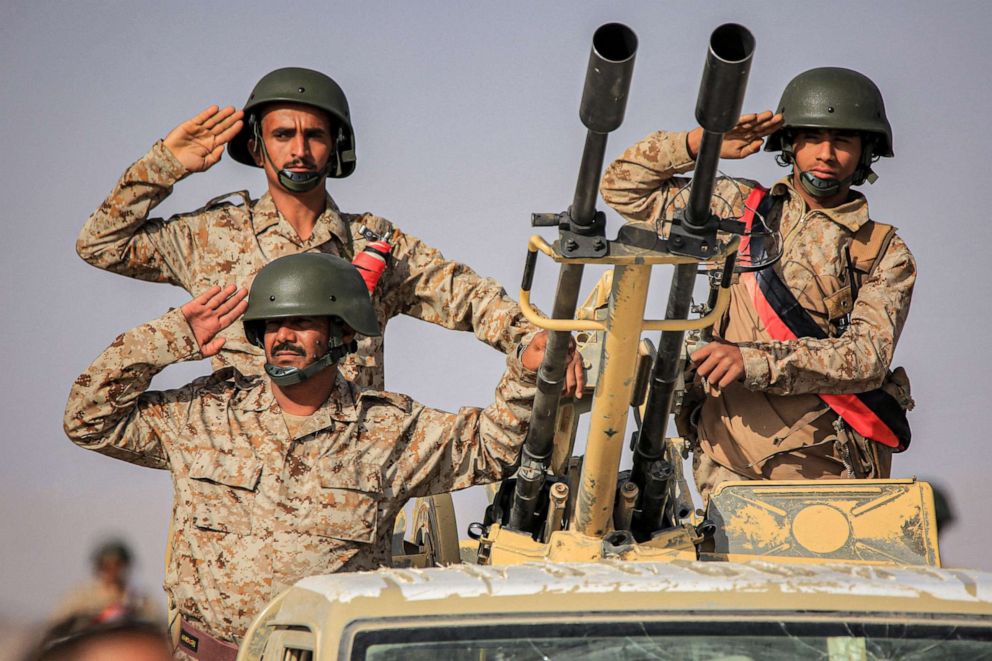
[600,130,916,477]
[63,307,535,642]
[77,141,530,388]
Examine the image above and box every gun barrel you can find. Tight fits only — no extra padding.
[695,24,755,133]
[632,24,754,536]
[508,23,637,534]
[684,24,754,231]
[580,23,638,133]
[573,23,638,230]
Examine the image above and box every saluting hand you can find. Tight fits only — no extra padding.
[163,105,245,173]
[180,285,249,357]
[687,110,783,161]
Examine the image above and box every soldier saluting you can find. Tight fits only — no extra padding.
[601,68,915,499]
[77,67,584,391]
[64,254,557,656]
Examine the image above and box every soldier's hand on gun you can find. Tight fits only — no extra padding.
[686,110,783,161]
[164,105,245,173]
[690,339,745,389]
[520,331,586,398]
[181,285,249,357]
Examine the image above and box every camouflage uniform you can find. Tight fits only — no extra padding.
[77,142,530,387]
[600,130,915,490]
[63,307,536,644]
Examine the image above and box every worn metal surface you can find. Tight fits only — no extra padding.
[704,479,940,566]
[293,560,992,607]
[573,264,652,534]
[482,525,699,565]
[543,482,569,542]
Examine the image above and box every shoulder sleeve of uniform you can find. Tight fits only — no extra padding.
[194,190,254,214]
[600,129,762,224]
[184,366,254,394]
[375,225,529,354]
[358,389,414,413]
[63,307,205,468]
[165,190,253,231]
[741,229,915,395]
[77,142,196,286]
[335,212,397,260]
[354,213,397,239]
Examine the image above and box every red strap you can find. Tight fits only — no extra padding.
[820,394,900,447]
[739,186,788,338]
[737,185,768,262]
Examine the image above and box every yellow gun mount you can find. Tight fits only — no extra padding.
[519,233,738,537]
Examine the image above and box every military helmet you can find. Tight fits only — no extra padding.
[243,253,380,349]
[764,67,893,157]
[227,67,357,178]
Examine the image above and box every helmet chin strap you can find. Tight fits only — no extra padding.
[265,336,358,387]
[798,170,854,199]
[275,169,323,193]
[252,118,326,194]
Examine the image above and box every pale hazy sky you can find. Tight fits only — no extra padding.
[2,1,990,620]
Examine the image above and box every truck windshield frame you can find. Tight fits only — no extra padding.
[348,616,992,660]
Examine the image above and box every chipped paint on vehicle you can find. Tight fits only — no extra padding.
[296,560,992,607]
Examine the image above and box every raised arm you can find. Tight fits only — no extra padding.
[379,227,533,356]
[76,106,243,286]
[383,331,568,499]
[63,285,248,466]
[600,111,781,222]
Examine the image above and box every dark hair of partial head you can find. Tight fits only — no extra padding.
[25,616,169,661]
[91,538,132,568]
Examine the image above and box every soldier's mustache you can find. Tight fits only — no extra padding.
[283,158,317,170]
[271,341,306,356]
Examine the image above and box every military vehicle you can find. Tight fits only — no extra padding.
[237,23,992,660]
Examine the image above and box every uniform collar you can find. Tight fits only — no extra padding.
[770,176,870,233]
[320,371,361,423]
[232,373,276,413]
[251,191,350,247]
[234,368,360,439]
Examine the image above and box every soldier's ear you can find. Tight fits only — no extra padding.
[340,323,356,346]
[248,137,264,167]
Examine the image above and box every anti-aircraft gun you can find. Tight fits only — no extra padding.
[471,22,940,569]
[238,24,964,661]
[475,21,756,561]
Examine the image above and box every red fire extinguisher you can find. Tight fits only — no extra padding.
[352,226,393,293]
